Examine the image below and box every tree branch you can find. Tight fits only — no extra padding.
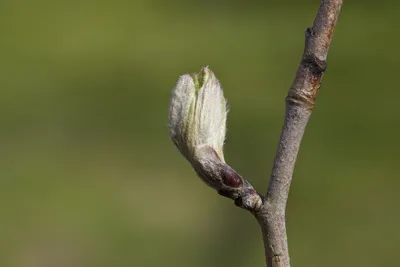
[254,1,343,267]
[169,1,342,266]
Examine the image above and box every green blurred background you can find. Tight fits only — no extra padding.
[1,0,399,266]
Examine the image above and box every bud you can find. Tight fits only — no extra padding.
[168,67,245,199]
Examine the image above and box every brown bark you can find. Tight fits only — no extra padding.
[255,1,343,266]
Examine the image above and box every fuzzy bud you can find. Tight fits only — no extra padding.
[168,67,245,199]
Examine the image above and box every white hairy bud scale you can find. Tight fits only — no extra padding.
[169,67,227,162]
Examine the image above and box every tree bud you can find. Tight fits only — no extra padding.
[168,67,244,198]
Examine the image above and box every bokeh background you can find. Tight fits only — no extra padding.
[1,0,399,266]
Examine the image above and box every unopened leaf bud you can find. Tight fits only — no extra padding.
[168,67,244,198]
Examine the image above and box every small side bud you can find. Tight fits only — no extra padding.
[220,165,243,188]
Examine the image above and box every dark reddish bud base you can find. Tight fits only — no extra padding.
[220,166,243,188]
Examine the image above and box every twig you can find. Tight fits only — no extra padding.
[255,1,343,266]
[168,1,342,267]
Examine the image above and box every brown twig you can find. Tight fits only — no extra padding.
[169,1,343,266]
[254,1,343,267]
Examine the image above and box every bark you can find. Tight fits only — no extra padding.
[254,1,343,266]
